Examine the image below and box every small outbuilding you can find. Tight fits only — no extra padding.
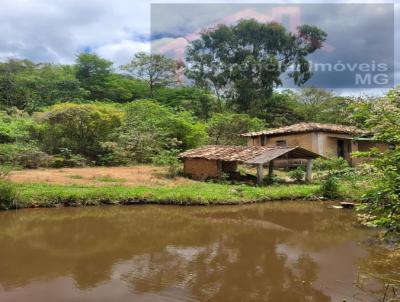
[180,145,322,184]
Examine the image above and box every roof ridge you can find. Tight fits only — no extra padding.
[241,122,363,137]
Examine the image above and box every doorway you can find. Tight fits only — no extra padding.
[337,140,345,158]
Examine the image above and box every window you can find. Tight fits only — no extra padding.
[276,140,287,147]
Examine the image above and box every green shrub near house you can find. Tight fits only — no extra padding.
[288,167,305,182]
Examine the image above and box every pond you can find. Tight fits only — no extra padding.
[0,202,398,302]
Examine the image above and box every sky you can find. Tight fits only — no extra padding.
[0,0,398,95]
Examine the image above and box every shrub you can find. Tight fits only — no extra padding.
[0,181,17,210]
[152,149,181,178]
[96,142,130,166]
[0,110,34,144]
[360,147,400,233]
[120,100,207,163]
[0,144,53,169]
[314,157,351,178]
[16,149,53,169]
[0,144,25,165]
[265,174,282,185]
[51,155,86,168]
[314,158,351,199]
[353,88,400,235]
[36,102,122,160]
[320,175,340,199]
[288,167,305,182]
[96,153,129,166]
[0,165,12,178]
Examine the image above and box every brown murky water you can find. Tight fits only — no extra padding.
[0,202,398,302]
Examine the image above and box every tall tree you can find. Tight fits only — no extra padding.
[75,53,113,100]
[248,90,303,127]
[121,52,182,97]
[0,59,36,110]
[185,19,327,112]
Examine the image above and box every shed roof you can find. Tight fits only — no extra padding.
[241,122,365,137]
[179,145,321,164]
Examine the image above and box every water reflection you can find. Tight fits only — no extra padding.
[0,202,391,301]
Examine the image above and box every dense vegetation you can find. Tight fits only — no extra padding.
[354,89,400,235]
[0,18,398,236]
[0,56,356,168]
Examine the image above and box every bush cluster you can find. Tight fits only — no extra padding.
[0,180,17,210]
[288,167,305,182]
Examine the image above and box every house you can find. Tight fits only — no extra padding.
[241,122,388,166]
[180,145,322,184]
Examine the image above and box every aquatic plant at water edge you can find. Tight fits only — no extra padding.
[0,181,17,210]
[320,175,340,199]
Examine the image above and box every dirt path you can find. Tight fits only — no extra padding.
[9,165,194,187]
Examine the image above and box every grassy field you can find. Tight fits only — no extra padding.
[2,166,365,209]
[9,166,193,187]
[13,182,322,208]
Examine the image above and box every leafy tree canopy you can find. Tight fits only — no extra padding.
[154,86,219,120]
[0,109,34,144]
[0,59,87,111]
[185,19,327,112]
[121,52,183,97]
[75,53,114,101]
[35,102,122,159]
[206,112,265,145]
[119,99,207,162]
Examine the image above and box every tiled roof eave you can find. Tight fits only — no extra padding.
[180,145,322,164]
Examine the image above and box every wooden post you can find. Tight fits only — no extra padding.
[268,160,274,180]
[306,159,313,182]
[256,164,264,185]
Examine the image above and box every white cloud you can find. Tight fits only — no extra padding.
[0,0,152,63]
[96,40,150,66]
[0,0,397,94]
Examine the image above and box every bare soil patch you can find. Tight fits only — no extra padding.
[9,165,194,187]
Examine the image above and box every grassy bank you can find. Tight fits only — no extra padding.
[6,182,325,208]
[0,165,367,210]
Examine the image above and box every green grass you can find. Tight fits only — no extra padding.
[68,175,85,179]
[13,182,321,209]
[94,176,127,183]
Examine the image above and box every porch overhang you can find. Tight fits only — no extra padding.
[180,145,323,184]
